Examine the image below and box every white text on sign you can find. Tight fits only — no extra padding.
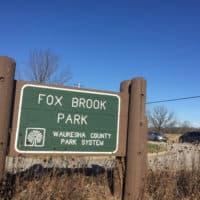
[72,97,107,110]
[57,113,88,125]
[38,94,63,106]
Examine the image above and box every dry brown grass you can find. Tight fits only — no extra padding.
[165,133,181,142]
[13,173,116,200]
[145,169,200,200]
[1,156,200,200]
[2,168,200,200]
[0,166,121,200]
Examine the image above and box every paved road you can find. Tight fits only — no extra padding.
[148,142,200,171]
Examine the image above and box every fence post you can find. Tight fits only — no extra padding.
[123,77,147,200]
[0,56,15,179]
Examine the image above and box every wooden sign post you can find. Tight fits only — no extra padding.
[123,78,147,200]
[0,56,15,179]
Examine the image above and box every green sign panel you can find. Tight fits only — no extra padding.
[15,84,120,154]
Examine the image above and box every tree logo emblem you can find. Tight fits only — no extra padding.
[25,128,45,147]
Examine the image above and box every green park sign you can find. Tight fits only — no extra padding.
[15,84,120,154]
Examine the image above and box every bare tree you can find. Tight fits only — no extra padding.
[179,120,193,134]
[147,105,177,132]
[27,49,71,85]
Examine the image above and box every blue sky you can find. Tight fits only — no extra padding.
[1,0,200,126]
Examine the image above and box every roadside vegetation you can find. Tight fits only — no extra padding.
[147,143,167,154]
[1,152,200,200]
[0,167,119,200]
[145,169,200,200]
[1,167,200,200]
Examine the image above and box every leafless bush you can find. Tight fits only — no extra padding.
[0,164,121,200]
[145,169,200,200]
[2,154,200,200]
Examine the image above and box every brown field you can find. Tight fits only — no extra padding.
[0,167,120,200]
[1,163,200,200]
[2,139,200,200]
[1,169,200,200]
[165,133,181,142]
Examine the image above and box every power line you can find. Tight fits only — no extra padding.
[146,95,200,104]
